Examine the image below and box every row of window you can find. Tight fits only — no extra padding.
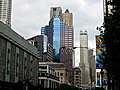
[63,38,73,40]
[55,72,63,76]
[6,48,35,78]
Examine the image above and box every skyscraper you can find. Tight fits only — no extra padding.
[50,7,62,19]
[41,17,62,62]
[62,9,73,26]
[27,35,53,62]
[88,49,96,85]
[80,30,90,88]
[41,7,74,84]
[41,7,63,62]
[60,9,74,84]
[0,0,12,27]
[60,9,74,49]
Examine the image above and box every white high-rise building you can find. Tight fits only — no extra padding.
[80,30,90,88]
[0,0,12,27]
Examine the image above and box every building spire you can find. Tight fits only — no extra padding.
[65,9,69,13]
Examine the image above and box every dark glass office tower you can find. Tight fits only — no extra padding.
[41,18,54,61]
[27,35,53,62]
[41,19,54,47]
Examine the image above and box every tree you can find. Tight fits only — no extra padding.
[102,0,120,89]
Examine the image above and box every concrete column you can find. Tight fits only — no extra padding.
[55,82,56,88]
[5,42,11,82]
[49,80,51,89]
[44,79,46,88]
[53,81,55,89]
[51,81,53,89]
[47,80,49,88]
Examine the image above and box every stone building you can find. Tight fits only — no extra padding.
[0,21,39,85]
[49,63,68,84]
[73,67,81,88]
[38,62,59,89]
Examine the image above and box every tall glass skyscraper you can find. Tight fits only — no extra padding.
[41,7,74,84]
[0,0,12,27]
[41,7,63,62]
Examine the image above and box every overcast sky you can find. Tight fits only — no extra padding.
[11,0,103,66]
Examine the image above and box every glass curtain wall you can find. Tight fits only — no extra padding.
[53,17,60,62]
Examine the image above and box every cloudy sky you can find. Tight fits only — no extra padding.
[11,0,103,66]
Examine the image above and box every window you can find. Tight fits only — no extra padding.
[6,49,10,75]
[69,35,72,36]
[76,76,79,78]
[39,66,47,69]
[69,32,72,34]
[60,73,63,76]
[58,72,59,76]
[69,30,73,32]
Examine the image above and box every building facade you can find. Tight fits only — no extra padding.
[73,67,81,87]
[0,0,12,27]
[80,30,90,88]
[41,7,74,84]
[50,7,62,19]
[88,49,96,86]
[41,19,54,61]
[60,9,74,84]
[62,9,73,26]
[27,35,52,62]
[49,63,68,84]
[38,62,59,89]
[0,21,38,85]
[60,48,74,84]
